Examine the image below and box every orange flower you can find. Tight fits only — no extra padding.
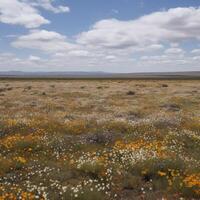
[15,156,26,164]
[158,171,167,176]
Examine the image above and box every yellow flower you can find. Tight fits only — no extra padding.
[16,156,26,164]
[158,171,166,176]
[183,173,200,194]
[28,148,32,152]
[142,169,148,175]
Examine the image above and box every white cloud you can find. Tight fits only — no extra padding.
[68,50,89,57]
[12,29,76,53]
[111,9,119,14]
[138,54,196,69]
[5,34,18,38]
[105,55,116,60]
[191,49,200,54]
[170,43,179,48]
[165,48,185,55]
[0,0,50,28]
[0,50,199,72]
[54,52,65,57]
[77,7,200,49]
[3,6,200,72]
[192,56,200,60]
[25,0,70,13]
[18,29,66,40]
[0,0,70,28]
[132,44,164,53]
[29,55,41,61]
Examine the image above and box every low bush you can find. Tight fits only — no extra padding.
[13,139,42,152]
[122,174,143,190]
[129,158,185,181]
[103,121,133,134]
[0,157,25,175]
[126,91,135,95]
[78,161,104,178]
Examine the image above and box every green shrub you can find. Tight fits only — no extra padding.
[0,157,25,175]
[122,174,143,190]
[78,161,104,178]
[14,139,42,152]
[129,158,185,180]
[64,120,97,135]
[63,187,105,200]
[181,186,200,199]
[103,121,134,134]
[0,158,12,174]
[75,189,105,200]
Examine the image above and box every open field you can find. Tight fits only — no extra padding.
[0,79,199,200]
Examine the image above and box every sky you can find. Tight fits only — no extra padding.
[0,0,200,72]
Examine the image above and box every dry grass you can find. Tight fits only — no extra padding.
[0,79,199,199]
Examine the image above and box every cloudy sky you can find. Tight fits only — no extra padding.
[0,0,200,72]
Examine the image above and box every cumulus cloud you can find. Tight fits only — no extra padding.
[170,43,180,48]
[77,7,200,49]
[165,48,185,55]
[29,55,41,61]
[0,0,70,28]
[105,55,116,60]
[12,29,76,53]
[68,50,89,57]
[0,0,50,28]
[0,51,199,72]
[3,6,200,72]
[191,49,200,54]
[138,53,197,68]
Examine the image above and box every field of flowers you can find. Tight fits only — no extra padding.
[0,80,199,200]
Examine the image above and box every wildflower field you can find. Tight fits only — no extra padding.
[0,79,199,200]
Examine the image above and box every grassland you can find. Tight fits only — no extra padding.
[0,79,199,200]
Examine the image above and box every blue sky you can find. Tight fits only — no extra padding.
[0,0,200,72]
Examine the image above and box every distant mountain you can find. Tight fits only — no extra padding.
[0,71,199,79]
[0,71,109,77]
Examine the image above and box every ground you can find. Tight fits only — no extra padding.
[0,79,199,200]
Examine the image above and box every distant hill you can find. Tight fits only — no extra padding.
[0,71,200,79]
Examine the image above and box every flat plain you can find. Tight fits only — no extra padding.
[0,79,199,200]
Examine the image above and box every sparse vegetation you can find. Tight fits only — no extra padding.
[0,79,199,199]
[126,91,135,95]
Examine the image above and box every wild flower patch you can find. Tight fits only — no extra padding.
[0,80,199,199]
